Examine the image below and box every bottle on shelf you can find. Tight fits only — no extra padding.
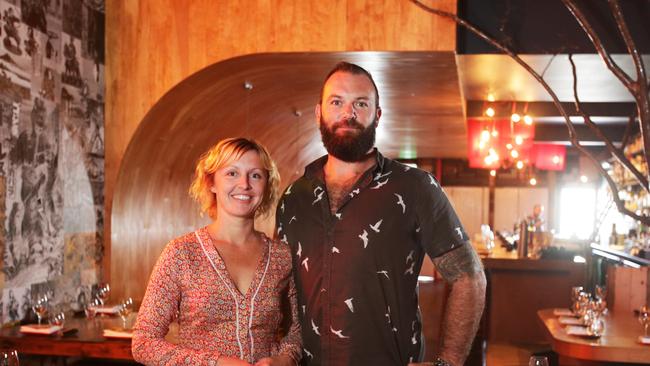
[609,223,617,247]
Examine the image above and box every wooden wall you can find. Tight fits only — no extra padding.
[105,1,457,301]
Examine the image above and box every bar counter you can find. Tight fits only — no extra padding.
[480,243,586,343]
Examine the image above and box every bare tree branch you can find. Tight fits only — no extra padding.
[568,54,647,190]
[561,0,635,93]
[568,55,649,221]
[409,0,650,224]
[608,0,645,85]
[608,0,650,169]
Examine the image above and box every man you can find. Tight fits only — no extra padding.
[276,62,486,366]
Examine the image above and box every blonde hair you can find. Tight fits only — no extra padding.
[189,137,280,219]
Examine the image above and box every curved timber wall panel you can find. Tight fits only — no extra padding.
[111,51,466,302]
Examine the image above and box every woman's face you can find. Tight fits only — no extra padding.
[211,149,268,220]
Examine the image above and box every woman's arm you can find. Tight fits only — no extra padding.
[132,241,224,365]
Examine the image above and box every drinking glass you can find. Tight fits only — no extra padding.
[581,308,595,327]
[0,350,19,366]
[639,305,650,337]
[30,295,49,325]
[571,286,584,314]
[118,297,134,330]
[49,311,65,331]
[84,297,102,319]
[529,355,549,366]
[576,292,591,318]
[96,283,110,305]
[588,316,605,337]
[571,286,583,301]
[591,297,607,316]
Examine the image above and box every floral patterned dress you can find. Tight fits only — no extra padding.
[132,227,302,365]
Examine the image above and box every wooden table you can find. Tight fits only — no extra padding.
[538,308,650,364]
[0,315,133,360]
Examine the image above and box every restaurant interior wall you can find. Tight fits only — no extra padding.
[0,0,105,323]
[105,0,458,303]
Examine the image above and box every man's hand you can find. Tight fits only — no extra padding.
[254,354,295,366]
[432,243,487,366]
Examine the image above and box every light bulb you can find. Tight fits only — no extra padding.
[529,177,537,186]
[487,93,495,102]
[511,113,521,123]
[580,175,588,183]
[506,143,513,150]
[490,170,496,177]
[485,107,495,118]
[524,115,533,125]
[491,129,499,137]
[516,161,524,170]
[515,135,523,145]
[481,130,490,142]
[511,150,519,159]
[552,155,560,164]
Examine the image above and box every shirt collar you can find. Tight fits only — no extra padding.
[304,148,386,180]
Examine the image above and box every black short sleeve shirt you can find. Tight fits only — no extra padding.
[275,151,469,365]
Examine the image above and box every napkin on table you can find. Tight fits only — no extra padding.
[19,324,62,335]
[103,328,133,339]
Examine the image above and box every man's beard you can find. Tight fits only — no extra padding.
[320,116,377,162]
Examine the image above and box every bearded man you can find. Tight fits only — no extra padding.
[276,62,486,366]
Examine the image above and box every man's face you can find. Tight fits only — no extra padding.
[316,71,381,162]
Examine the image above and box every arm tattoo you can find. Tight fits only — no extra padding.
[433,242,483,283]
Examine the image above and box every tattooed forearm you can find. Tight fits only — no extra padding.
[432,242,483,282]
[438,271,486,366]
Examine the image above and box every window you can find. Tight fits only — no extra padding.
[558,186,597,239]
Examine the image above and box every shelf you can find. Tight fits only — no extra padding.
[590,243,650,267]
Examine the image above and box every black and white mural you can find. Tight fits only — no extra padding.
[0,0,104,324]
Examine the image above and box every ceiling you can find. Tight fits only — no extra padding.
[458,54,648,147]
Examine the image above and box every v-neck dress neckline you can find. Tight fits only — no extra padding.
[198,227,270,299]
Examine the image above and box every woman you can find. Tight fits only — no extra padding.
[132,138,301,366]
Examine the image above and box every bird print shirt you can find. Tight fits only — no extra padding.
[275,150,469,365]
[132,228,302,365]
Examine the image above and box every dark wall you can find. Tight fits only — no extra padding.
[457,0,650,54]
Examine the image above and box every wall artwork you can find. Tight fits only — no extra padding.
[0,0,104,324]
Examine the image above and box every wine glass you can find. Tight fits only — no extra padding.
[571,286,584,314]
[0,350,19,366]
[588,316,605,337]
[118,297,134,330]
[638,305,650,337]
[96,283,110,305]
[529,355,549,366]
[30,294,49,325]
[84,297,102,319]
[595,285,607,301]
[591,297,607,317]
[49,311,65,332]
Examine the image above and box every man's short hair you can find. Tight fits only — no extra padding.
[319,62,380,109]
